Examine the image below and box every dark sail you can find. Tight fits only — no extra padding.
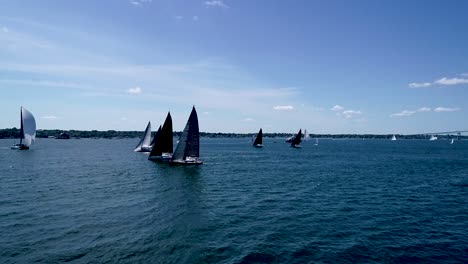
[150,125,162,147]
[149,112,173,157]
[19,107,24,144]
[172,106,200,161]
[253,128,262,145]
[291,129,302,146]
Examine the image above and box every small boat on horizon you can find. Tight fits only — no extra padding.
[170,106,203,165]
[149,112,173,162]
[429,135,438,141]
[450,138,454,144]
[252,128,263,148]
[11,107,36,150]
[314,138,319,146]
[290,129,302,148]
[304,129,310,141]
[391,135,397,141]
[134,121,152,152]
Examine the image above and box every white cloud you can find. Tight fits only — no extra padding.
[41,115,59,120]
[416,107,431,112]
[127,86,142,94]
[331,105,344,111]
[434,107,460,112]
[390,110,416,117]
[409,82,432,88]
[205,0,229,8]
[193,16,199,21]
[130,0,152,6]
[242,118,254,122]
[342,110,362,119]
[434,77,468,85]
[273,105,294,111]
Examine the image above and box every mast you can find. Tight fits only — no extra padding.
[19,107,24,144]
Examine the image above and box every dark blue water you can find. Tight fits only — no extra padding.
[1,138,467,263]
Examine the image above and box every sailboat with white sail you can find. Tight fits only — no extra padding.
[149,112,173,161]
[134,121,152,152]
[450,138,454,144]
[391,135,397,141]
[314,138,319,146]
[304,129,311,141]
[252,128,263,148]
[170,106,203,165]
[11,107,36,150]
[429,135,438,141]
[290,129,303,148]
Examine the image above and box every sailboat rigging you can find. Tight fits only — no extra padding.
[290,129,302,148]
[134,121,152,152]
[253,128,263,148]
[149,112,173,161]
[11,107,36,150]
[170,106,203,165]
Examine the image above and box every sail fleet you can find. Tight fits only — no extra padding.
[9,105,462,160]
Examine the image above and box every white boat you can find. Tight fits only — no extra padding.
[170,106,203,165]
[11,107,36,150]
[149,112,173,161]
[134,121,152,152]
[252,128,263,148]
[391,135,397,141]
[450,138,454,144]
[429,135,438,141]
[290,129,303,148]
[314,138,319,146]
[304,129,311,141]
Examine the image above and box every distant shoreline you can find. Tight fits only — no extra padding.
[0,128,465,140]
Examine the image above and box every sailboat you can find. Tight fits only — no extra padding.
[134,121,152,152]
[429,135,438,141]
[450,138,454,144]
[314,138,319,146]
[290,129,302,148]
[11,107,36,150]
[150,125,162,148]
[149,112,173,161]
[304,129,311,141]
[252,128,263,148]
[391,135,397,141]
[170,106,203,165]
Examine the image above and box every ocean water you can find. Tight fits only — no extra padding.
[0,138,467,263]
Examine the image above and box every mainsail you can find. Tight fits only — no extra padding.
[134,121,152,152]
[21,107,36,147]
[150,125,162,148]
[291,129,302,146]
[253,128,262,146]
[171,106,201,164]
[149,112,173,158]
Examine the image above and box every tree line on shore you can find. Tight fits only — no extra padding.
[0,128,464,140]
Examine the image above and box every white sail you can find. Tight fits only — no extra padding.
[391,135,396,141]
[450,139,454,144]
[304,129,310,141]
[429,135,437,141]
[134,121,152,151]
[21,107,36,147]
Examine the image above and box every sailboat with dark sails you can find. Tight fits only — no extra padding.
[11,107,36,150]
[290,129,302,148]
[149,112,173,161]
[134,121,152,152]
[170,106,203,165]
[252,128,263,148]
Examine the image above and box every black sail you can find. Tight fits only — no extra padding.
[253,128,262,145]
[150,125,162,147]
[149,112,173,157]
[172,106,200,160]
[291,129,302,146]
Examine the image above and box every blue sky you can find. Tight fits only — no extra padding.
[1,0,467,134]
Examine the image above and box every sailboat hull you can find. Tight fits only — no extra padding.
[291,144,302,148]
[136,147,152,153]
[11,144,29,150]
[253,144,263,148]
[170,157,203,165]
[149,153,172,162]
